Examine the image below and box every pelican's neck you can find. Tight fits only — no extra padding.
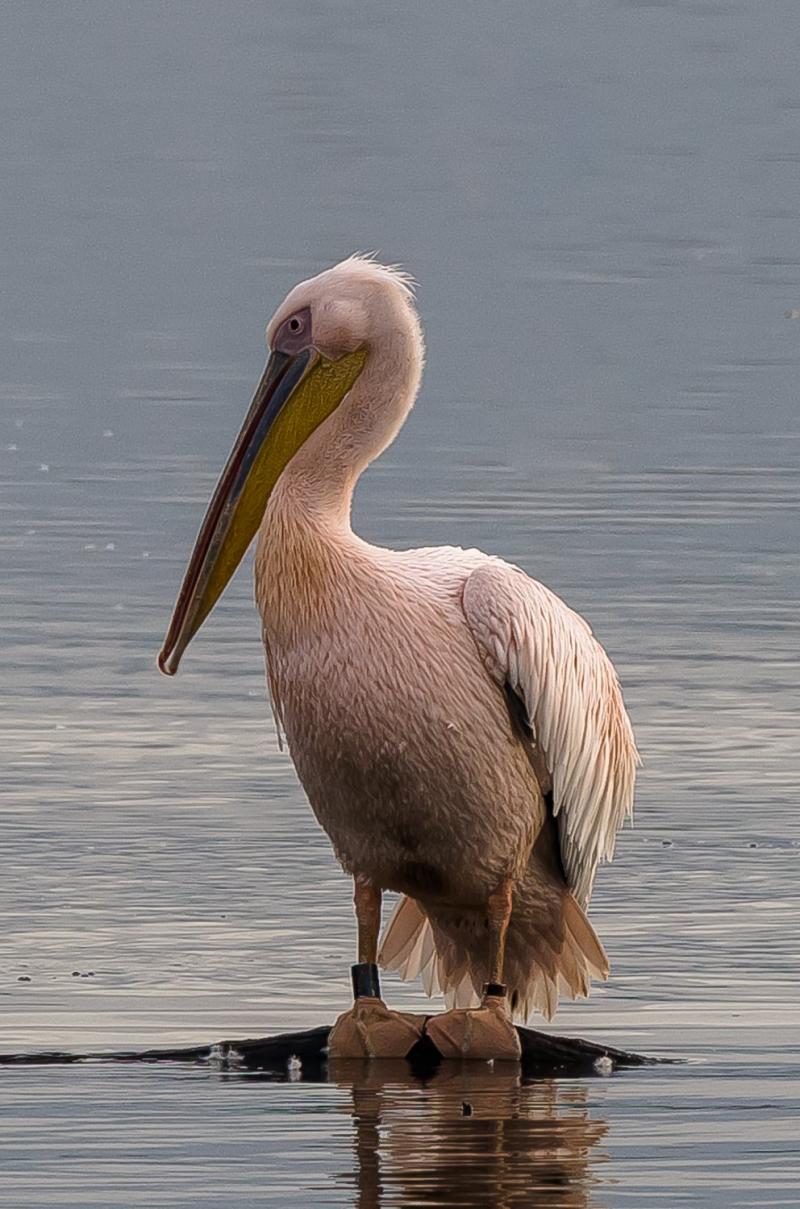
[266,417,360,535]
[256,447,365,649]
[256,327,422,634]
[270,322,422,532]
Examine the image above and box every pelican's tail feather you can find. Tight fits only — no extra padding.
[498,890,609,1023]
[378,894,444,999]
[378,889,608,1023]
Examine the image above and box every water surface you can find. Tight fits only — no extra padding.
[2,2,799,1205]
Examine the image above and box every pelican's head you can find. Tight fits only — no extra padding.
[158,255,423,676]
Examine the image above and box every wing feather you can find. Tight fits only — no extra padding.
[463,560,639,906]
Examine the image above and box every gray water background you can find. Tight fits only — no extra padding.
[1,1,798,1205]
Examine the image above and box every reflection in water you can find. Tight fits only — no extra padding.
[329,1061,607,1208]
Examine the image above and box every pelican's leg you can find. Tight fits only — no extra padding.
[327,876,426,1060]
[355,874,381,966]
[425,876,522,1061]
[486,874,514,992]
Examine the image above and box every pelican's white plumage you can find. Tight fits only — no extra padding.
[162,254,639,1029]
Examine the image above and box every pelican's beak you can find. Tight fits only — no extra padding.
[158,345,367,676]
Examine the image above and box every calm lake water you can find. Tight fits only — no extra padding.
[2,2,798,1205]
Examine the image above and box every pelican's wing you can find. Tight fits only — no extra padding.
[462,560,639,906]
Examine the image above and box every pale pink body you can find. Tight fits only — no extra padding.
[260,524,536,899]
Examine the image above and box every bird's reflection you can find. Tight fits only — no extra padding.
[328,1059,608,1208]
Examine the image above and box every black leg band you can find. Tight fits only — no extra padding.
[351,962,381,999]
[483,981,507,998]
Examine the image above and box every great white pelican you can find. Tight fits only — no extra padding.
[159,256,638,1060]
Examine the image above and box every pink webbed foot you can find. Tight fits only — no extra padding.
[328,997,427,1059]
[424,993,522,1061]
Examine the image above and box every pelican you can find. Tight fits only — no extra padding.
[158,256,638,1060]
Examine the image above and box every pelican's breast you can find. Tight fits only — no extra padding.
[257,535,543,905]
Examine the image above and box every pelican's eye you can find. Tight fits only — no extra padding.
[274,306,312,354]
